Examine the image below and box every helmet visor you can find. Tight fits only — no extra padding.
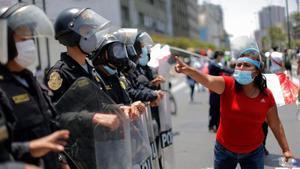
[69,9,111,38]
[7,5,54,38]
[113,28,138,44]
[136,32,153,50]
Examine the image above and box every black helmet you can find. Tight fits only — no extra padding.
[55,7,113,56]
[54,8,82,47]
[134,31,153,57]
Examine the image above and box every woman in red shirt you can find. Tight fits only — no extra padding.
[174,48,294,169]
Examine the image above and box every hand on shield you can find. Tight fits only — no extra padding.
[93,113,120,131]
[29,130,70,158]
[150,90,164,107]
[131,101,146,114]
[120,105,140,121]
[151,75,166,86]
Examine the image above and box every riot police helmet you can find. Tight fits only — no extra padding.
[55,7,112,54]
[0,3,54,63]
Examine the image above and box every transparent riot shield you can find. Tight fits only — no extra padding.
[131,112,152,169]
[145,105,159,169]
[55,77,131,169]
[157,51,176,169]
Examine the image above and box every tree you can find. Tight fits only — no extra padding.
[268,26,286,48]
[151,34,216,50]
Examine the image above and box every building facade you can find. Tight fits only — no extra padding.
[172,0,198,39]
[198,2,227,48]
[259,6,286,30]
[120,0,171,35]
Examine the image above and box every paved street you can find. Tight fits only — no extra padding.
[170,74,300,169]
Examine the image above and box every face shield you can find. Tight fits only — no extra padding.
[136,32,154,50]
[113,28,139,63]
[69,9,111,38]
[69,9,116,54]
[231,36,262,70]
[0,19,7,64]
[113,28,138,44]
[3,5,54,38]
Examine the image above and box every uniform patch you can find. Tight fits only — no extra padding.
[47,71,63,91]
[0,126,8,142]
[77,78,89,88]
[119,80,126,90]
[12,93,30,104]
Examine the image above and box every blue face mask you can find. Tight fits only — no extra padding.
[233,70,254,85]
[138,47,149,66]
[103,65,117,75]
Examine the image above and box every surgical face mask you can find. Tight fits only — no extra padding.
[138,47,149,66]
[15,40,37,68]
[233,70,254,85]
[103,65,117,75]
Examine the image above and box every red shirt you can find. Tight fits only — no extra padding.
[216,76,276,153]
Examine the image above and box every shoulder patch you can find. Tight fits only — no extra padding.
[47,71,63,91]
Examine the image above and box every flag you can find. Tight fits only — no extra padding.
[264,73,299,106]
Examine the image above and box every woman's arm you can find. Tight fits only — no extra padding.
[175,56,225,94]
[266,105,294,158]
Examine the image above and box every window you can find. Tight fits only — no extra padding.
[138,12,145,26]
[121,6,130,26]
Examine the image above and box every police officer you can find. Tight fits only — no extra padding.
[0,88,69,169]
[112,30,163,106]
[0,3,69,169]
[91,34,146,114]
[45,8,139,169]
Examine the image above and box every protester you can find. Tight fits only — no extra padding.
[174,47,294,169]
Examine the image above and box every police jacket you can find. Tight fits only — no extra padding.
[96,68,132,105]
[0,65,60,169]
[123,69,158,102]
[46,52,119,169]
[136,65,160,90]
[0,88,39,169]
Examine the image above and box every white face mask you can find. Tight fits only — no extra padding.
[15,40,37,68]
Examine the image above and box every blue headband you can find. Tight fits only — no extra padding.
[237,57,261,69]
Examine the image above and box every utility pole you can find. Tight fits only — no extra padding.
[297,0,300,14]
[286,0,292,49]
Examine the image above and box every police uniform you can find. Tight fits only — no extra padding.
[123,69,158,102]
[96,68,131,105]
[46,52,120,169]
[0,67,60,169]
[0,89,29,169]
[46,52,101,102]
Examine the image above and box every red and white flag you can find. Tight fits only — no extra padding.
[264,73,299,106]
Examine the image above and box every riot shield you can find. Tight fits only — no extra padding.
[157,51,176,169]
[131,112,152,169]
[55,77,131,169]
[145,105,159,169]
